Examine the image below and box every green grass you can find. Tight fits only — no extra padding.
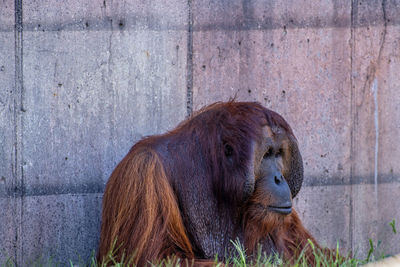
[2,220,398,267]
[0,241,387,267]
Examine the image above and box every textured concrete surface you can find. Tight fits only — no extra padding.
[1,0,400,265]
[0,198,18,265]
[21,194,102,265]
[22,0,188,197]
[294,185,352,251]
[350,1,400,255]
[0,0,15,199]
[0,0,17,265]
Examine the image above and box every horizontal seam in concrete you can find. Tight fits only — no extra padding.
[191,20,399,31]
[0,175,399,198]
[0,192,103,198]
[0,15,399,33]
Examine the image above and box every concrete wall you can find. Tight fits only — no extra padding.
[0,0,399,265]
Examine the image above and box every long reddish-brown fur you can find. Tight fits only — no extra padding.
[97,148,194,265]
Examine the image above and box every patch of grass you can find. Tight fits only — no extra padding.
[0,257,15,267]
[0,243,386,267]
[2,220,398,267]
[390,219,397,234]
[91,238,388,266]
[1,241,384,267]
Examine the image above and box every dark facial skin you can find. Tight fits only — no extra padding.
[253,126,292,215]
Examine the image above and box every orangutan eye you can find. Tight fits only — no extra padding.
[224,144,233,157]
[276,148,284,157]
[263,147,273,158]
